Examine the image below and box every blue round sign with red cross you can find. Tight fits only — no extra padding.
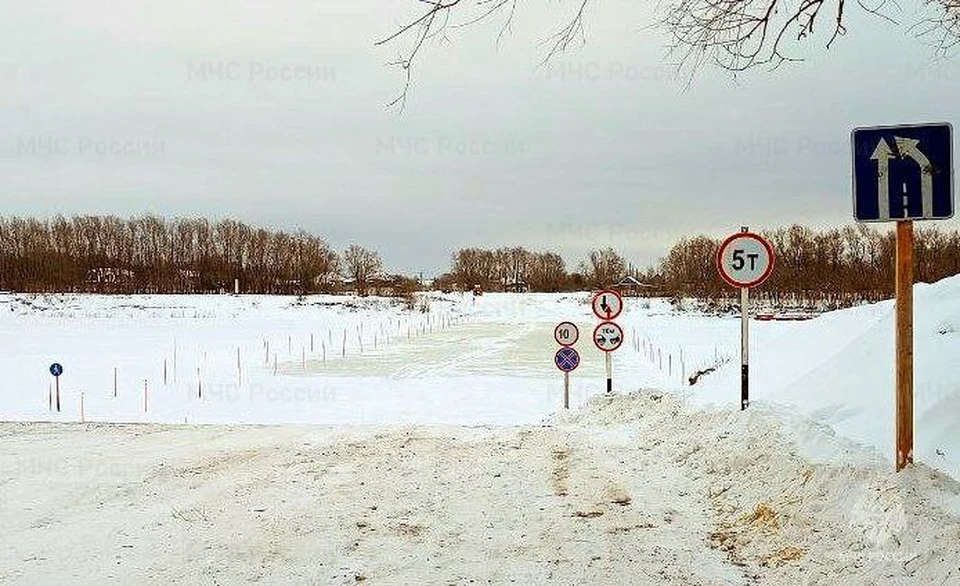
[554,347,580,372]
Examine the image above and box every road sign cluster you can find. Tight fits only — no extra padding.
[591,289,623,353]
[553,321,580,373]
[553,321,581,410]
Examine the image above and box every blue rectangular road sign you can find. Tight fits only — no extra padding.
[852,123,953,222]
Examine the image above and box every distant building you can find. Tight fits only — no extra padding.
[612,275,659,297]
[87,267,135,293]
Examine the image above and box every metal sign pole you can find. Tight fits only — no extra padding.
[564,371,570,409]
[55,376,60,412]
[741,285,749,411]
[895,220,915,471]
[605,352,612,393]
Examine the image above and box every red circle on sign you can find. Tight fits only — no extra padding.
[591,289,623,321]
[592,321,624,353]
[555,347,580,372]
[716,232,776,289]
[554,321,579,347]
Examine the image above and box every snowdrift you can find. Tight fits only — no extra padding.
[695,274,960,479]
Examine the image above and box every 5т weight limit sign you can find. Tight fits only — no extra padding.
[717,230,775,411]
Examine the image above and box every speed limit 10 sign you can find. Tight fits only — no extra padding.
[716,232,775,288]
[554,321,579,346]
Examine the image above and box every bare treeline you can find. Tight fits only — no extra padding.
[444,247,569,292]
[0,215,341,293]
[659,225,960,307]
[4,216,960,304]
[443,246,631,292]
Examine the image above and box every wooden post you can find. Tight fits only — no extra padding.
[895,220,914,471]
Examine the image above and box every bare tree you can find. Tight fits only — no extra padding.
[343,245,383,295]
[581,247,627,289]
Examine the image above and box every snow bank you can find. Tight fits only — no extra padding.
[692,275,960,479]
[2,392,956,585]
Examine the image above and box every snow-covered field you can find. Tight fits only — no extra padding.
[1,282,958,584]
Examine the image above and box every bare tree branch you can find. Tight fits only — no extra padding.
[376,0,959,108]
[376,0,589,110]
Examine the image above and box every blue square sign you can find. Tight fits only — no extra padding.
[852,123,953,222]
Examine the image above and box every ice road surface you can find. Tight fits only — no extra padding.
[0,283,958,584]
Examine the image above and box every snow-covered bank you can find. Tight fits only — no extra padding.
[2,393,956,585]
[689,275,960,479]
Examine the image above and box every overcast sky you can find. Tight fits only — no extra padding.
[1,1,957,275]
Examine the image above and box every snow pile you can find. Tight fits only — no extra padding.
[693,275,960,479]
[2,392,955,585]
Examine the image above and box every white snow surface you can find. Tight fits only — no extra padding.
[1,392,957,585]
[1,284,959,584]
[0,280,958,479]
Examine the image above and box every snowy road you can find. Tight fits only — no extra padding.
[2,393,956,586]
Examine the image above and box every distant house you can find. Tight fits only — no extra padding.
[503,279,529,293]
[612,275,659,297]
[87,267,135,293]
[314,273,344,291]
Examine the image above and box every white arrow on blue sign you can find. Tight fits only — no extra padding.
[49,363,63,377]
[852,123,953,222]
